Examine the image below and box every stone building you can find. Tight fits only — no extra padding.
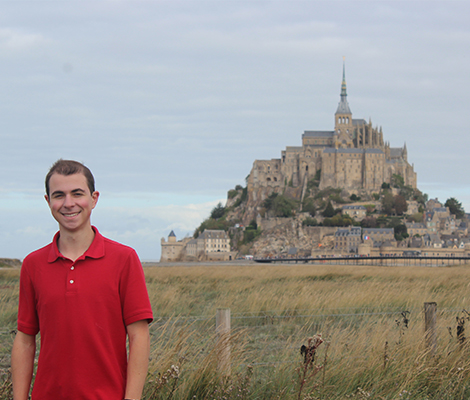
[363,228,396,247]
[160,229,233,262]
[247,62,417,215]
[334,226,362,253]
[160,230,188,262]
[342,205,367,220]
[197,229,231,255]
[405,223,428,237]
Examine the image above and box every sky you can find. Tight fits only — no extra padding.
[1,1,469,261]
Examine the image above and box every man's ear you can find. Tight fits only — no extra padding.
[92,191,100,209]
[44,194,50,206]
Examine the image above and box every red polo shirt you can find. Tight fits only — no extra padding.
[17,227,153,400]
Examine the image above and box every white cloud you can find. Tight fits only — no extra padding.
[0,28,47,52]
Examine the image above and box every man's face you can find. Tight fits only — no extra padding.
[45,173,99,234]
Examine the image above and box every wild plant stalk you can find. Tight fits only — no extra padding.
[0,369,12,400]
[297,335,324,400]
[145,364,180,400]
[320,341,329,400]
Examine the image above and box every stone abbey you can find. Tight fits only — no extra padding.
[247,63,417,206]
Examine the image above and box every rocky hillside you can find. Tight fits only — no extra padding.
[194,172,428,257]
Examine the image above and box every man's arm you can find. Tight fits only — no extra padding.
[124,320,150,400]
[11,331,36,400]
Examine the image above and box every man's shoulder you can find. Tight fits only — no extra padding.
[21,242,55,273]
[101,235,137,257]
[24,242,54,262]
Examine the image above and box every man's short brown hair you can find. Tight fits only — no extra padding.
[45,159,95,197]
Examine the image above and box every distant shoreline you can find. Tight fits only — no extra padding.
[143,260,256,268]
[0,259,255,269]
[0,258,22,268]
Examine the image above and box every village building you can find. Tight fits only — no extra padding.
[362,228,396,248]
[425,211,440,233]
[197,229,231,255]
[342,205,367,220]
[334,226,362,253]
[405,200,420,215]
[439,216,456,235]
[160,229,234,262]
[426,198,443,211]
[160,230,190,262]
[405,222,427,237]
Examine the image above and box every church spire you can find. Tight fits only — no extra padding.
[341,58,347,97]
[335,57,351,115]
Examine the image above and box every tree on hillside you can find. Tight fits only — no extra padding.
[272,195,297,217]
[391,174,405,189]
[262,192,278,210]
[445,197,465,219]
[394,194,408,216]
[407,212,424,223]
[381,182,390,190]
[323,214,356,227]
[302,198,316,216]
[381,192,395,215]
[210,202,226,220]
[412,189,428,205]
[241,219,261,244]
[263,193,298,218]
[381,193,407,216]
[322,200,335,218]
[393,223,408,241]
[399,185,414,201]
[361,216,377,228]
[302,217,318,227]
[376,215,389,228]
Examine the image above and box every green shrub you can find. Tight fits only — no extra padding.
[228,189,238,199]
[302,217,318,227]
[263,193,298,218]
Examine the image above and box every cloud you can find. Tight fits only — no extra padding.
[0,28,47,51]
[94,198,225,260]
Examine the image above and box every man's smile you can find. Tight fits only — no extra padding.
[63,212,81,217]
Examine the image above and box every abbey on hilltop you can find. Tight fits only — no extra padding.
[247,62,417,206]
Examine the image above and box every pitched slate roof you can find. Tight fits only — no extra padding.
[302,131,335,138]
[323,148,384,155]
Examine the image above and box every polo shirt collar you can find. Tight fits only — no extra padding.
[48,226,106,262]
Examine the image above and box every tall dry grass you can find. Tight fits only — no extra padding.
[145,263,470,315]
[2,263,470,399]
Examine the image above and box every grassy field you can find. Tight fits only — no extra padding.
[2,263,470,399]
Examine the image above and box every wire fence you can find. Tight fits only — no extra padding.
[1,305,467,373]
[145,304,467,374]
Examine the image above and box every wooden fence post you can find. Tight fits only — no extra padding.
[424,302,437,355]
[216,308,231,376]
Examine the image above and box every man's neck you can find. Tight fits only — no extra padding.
[58,225,95,262]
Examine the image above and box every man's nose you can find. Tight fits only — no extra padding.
[64,194,75,207]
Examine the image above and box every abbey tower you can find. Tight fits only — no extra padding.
[246,62,417,212]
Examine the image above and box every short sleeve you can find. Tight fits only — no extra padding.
[119,250,153,326]
[17,258,40,335]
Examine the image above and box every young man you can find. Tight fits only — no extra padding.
[11,159,153,400]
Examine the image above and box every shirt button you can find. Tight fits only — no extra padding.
[70,280,74,284]
[71,266,75,270]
